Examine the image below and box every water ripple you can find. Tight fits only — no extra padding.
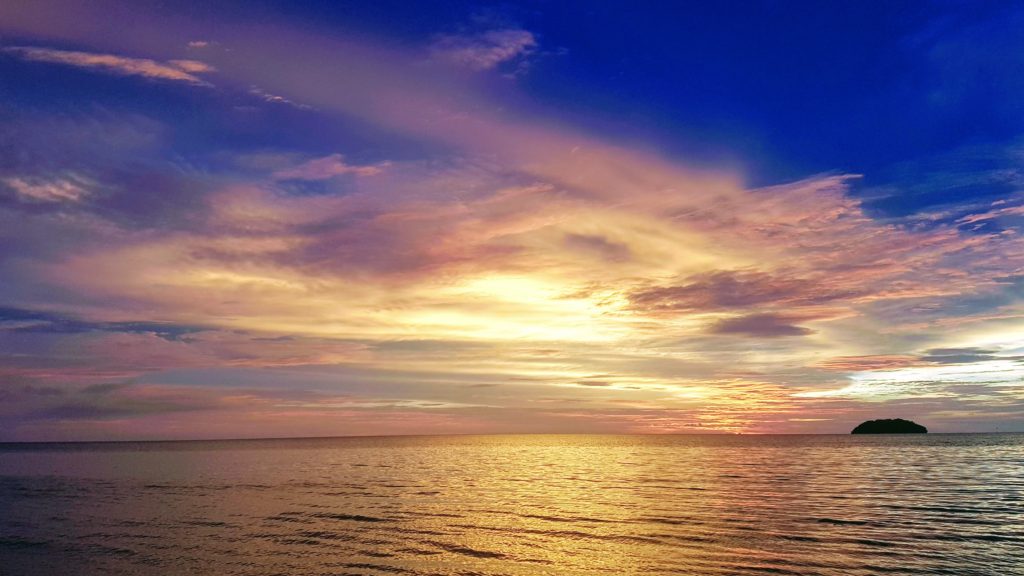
[1,433,1022,575]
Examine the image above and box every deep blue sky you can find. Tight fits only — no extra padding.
[4,1,1021,207]
[231,0,1024,203]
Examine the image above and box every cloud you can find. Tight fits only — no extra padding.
[818,355,924,371]
[708,313,815,337]
[957,200,1024,226]
[26,383,232,421]
[797,359,1024,400]
[2,2,1024,437]
[922,347,1001,364]
[562,233,632,262]
[248,86,312,110]
[431,29,537,71]
[81,382,131,394]
[2,46,214,84]
[272,154,384,180]
[629,270,857,312]
[2,174,92,202]
[0,306,201,339]
[863,143,1024,216]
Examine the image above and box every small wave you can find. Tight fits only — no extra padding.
[312,512,392,523]
[0,537,50,550]
[182,520,228,527]
[400,511,463,519]
[341,562,417,574]
[932,532,1022,543]
[265,514,313,524]
[422,540,507,559]
[271,537,322,546]
[395,547,442,556]
[778,534,822,543]
[814,517,869,526]
[849,538,898,548]
[297,530,356,541]
[518,513,616,524]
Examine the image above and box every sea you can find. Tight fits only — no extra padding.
[0,434,1021,575]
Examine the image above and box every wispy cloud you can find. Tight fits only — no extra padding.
[797,359,1024,400]
[708,313,816,337]
[248,86,312,110]
[2,46,214,84]
[272,154,385,180]
[3,174,93,202]
[629,270,858,312]
[431,29,537,71]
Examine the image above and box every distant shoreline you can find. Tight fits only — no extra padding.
[2,430,1020,447]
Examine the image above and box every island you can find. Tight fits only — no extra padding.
[851,418,927,434]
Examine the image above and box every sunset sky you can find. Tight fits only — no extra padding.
[2,1,1024,440]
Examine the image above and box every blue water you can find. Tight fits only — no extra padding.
[1,434,1022,575]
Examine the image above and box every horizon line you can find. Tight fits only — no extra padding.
[3,430,1019,446]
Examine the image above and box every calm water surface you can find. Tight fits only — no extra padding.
[1,434,1022,575]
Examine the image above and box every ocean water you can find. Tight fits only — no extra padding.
[0,434,1022,575]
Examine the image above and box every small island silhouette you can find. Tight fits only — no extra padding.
[851,418,927,434]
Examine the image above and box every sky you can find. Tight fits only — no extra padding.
[1,0,1024,440]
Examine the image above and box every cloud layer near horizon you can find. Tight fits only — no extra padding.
[1,1,1024,440]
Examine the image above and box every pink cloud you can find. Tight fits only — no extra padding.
[272,154,384,180]
[3,174,93,202]
[2,46,214,84]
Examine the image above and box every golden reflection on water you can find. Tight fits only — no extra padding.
[1,434,1022,575]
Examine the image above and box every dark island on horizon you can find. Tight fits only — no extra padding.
[851,418,928,434]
